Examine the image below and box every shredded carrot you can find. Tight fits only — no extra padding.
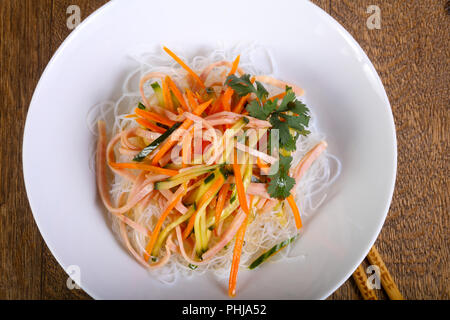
[269,92,286,102]
[256,157,270,175]
[228,214,247,297]
[183,174,225,239]
[232,153,249,215]
[195,92,203,103]
[135,108,176,127]
[151,99,213,165]
[208,91,224,115]
[163,46,205,89]
[222,87,234,112]
[162,76,174,111]
[193,98,213,115]
[287,194,302,229]
[209,195,218,209]
[144,186,187,260]
[214,183,230,235]
[186,88,198,110]
[125,114,137,119]
[109,162,179,177]
[228,55,241,76]
[135,118,166,134]
[166,76,188,111]
[232,94,250,114]
[208,82,224,87]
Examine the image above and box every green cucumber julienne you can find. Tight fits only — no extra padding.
[150,82,164,106]
[133,121,182,162]
[248,236,298,270]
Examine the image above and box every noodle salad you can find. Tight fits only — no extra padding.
[92,45,340,297]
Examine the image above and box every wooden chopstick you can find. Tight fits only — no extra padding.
[367,246,404,300]
[352,245,404,300]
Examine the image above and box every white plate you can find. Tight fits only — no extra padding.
[23,0,396,299]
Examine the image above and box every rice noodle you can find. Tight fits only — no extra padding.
[89,43,341,282]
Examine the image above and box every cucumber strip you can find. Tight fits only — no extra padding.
[192,168,226,255]
[200,208,208,251]
[155,170,212,190]
[133,122,182,162]
[191,168,224,205]
[174,164,220,179]
[204,172,215,184]
[194,206,205,255]
[151,82,164,106]
[219,117,249,164]
[248,236,297,270]
[152,206,195,256]
[170,91,181,109]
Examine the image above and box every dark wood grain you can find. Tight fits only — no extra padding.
[0,0,447,299]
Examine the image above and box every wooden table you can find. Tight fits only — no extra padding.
[0,0,448,300]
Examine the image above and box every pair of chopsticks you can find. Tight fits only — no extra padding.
[352,245,404,300]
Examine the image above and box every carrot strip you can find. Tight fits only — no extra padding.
[163,46,205,89]
[232,93,250,114]
[228,55,241,76]
[135,118,166,134]
[222,87,234,112]
[208,91,224,115]
[208,82,224,87]
[232,153,249,215]
[125,114,137,119]
[228,211,249,297]
[256,157,270,175]
[209,195,218,209]
[186,89,198,110]
[192,98,213,115]
[162,76,174,111]
[135,108,176,127]
[214,183,230,235]
[109,162,179,177]
[151,99,213,165]
[183,174,225,239]
[195,92,203,103]
[287,194,302,229]
[268,92,286,102]
[166,76,188,111]
[144,186,186,260]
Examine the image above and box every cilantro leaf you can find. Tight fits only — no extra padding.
[288,100,309,116]
[267,155,296,199]
[255,81,269,101]
[246,100,267,120]
[225,74,268,101]
[225,74,255,97]
[280,114,309,131]
[247,98,278,120]
[269,115,296,151]
[263,98,278,115]
[277,88,296,112]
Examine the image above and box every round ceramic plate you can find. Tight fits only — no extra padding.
[23,0,396,299]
